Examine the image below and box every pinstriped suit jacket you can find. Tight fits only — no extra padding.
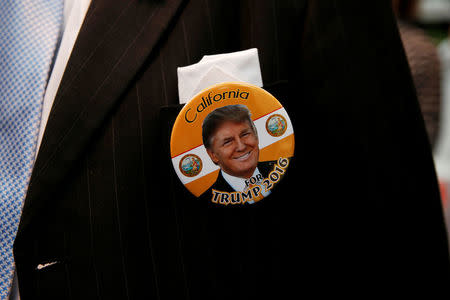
[13,0,450,299]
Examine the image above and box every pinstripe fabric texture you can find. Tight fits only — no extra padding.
[14,1,293,298]
[0,1,63,298]
[11,0,450,298]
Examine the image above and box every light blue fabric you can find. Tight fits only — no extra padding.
[0,0,63,298]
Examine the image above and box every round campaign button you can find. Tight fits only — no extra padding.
[170,82,295,205]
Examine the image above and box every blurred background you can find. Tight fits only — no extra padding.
[392,0,450,246]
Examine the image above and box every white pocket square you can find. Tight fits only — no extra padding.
[177,48,263,104]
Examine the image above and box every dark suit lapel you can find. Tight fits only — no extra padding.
[17,0,186,234]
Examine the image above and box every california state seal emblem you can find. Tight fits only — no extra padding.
[266,114,287,137]
[179,154,203,177]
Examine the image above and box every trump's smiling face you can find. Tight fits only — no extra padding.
[206,120,259,179]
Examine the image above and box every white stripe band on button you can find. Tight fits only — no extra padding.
[171,107,293,185]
